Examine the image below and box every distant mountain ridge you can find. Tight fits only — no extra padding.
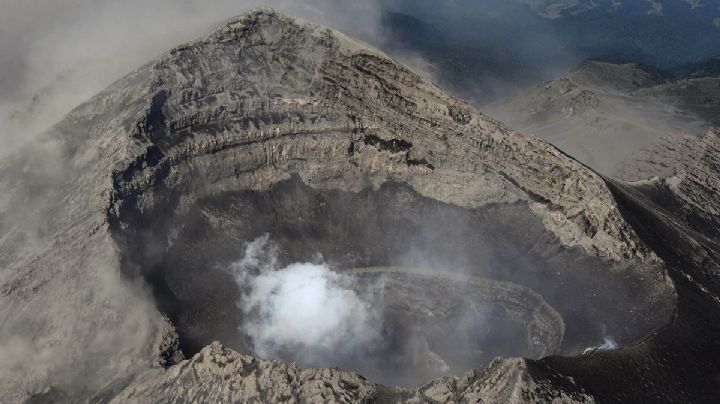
[515,0,719,19]
[485,60,719,175]
[381,0,720,104]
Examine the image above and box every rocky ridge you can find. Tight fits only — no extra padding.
[111,341,595,403]
[99,10,648,262]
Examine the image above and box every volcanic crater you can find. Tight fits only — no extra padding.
[7,8,709,402]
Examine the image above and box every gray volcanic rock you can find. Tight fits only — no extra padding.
[110,342,380,403]
[111,342,595,403]
[0,7,698,403]
[485,61,714,176]
[615,133,704,182]
[618,128,720,240]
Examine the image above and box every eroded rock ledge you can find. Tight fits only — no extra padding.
[111,342,595,403]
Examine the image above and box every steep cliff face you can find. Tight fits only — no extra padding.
[0,8,687,403]
[100,10,651,261]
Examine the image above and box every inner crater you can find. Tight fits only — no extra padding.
[114,176,674,386]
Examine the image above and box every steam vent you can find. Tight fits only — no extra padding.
[4,8,720,403]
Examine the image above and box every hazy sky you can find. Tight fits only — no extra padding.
[0,0,384,103]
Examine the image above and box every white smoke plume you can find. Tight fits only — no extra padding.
[582,336,620,355]
[228,235,385,368]
[601,336,619,350]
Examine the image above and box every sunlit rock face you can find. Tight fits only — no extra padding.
[16,7,720,404]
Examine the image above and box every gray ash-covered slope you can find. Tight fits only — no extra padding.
[617,128,720,239]
[485,60,718,176]
[2,7,718,403]
[542,131,720,403]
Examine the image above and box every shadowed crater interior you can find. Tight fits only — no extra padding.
[113,175,674,386]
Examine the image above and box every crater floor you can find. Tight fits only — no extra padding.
[116,177,670,386]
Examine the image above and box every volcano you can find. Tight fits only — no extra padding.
[2,8,719,403]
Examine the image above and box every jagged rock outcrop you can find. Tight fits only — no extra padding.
[110,342,380,403]
[412,357,595,403]
[112,342,595,404]
[154,315,185,368]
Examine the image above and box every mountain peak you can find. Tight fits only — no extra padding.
[191,6,385,62]
[59,8,645,266]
